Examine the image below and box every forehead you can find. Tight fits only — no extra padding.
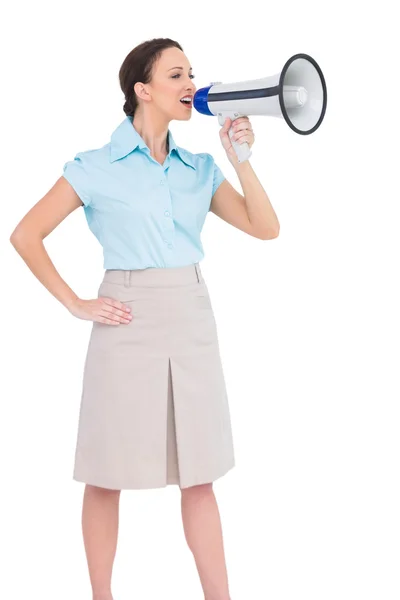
[156,47,191,71]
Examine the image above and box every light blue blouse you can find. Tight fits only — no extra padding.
[62,115,226,270]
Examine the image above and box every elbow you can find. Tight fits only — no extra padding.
[10,229,21,248]
[10,226,38,250]
[10,226,25,248]
[257,225,280,240]
[270,225,280,239]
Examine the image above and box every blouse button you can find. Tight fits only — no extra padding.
[164,210,170,217]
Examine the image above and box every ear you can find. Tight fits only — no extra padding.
[134,82,150,102]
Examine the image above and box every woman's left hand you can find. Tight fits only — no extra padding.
[219,116,255,167]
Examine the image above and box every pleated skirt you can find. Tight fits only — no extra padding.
[72,262,235,490]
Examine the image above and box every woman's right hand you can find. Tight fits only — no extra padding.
[67,297,133,325]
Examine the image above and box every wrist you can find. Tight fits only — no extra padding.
[64,294,80,312]
[233,156,251,170]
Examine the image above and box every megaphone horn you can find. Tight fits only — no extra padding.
[193,53,328,164]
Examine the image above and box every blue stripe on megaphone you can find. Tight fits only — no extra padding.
[208,86,279,102]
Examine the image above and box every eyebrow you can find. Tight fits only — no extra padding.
[168,66,193,71]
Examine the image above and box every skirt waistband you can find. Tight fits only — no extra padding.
[103,262,204,288]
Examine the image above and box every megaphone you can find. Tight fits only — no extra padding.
[193,53,327,163]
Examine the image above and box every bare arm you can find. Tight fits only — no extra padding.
[10,176,132,325]
[210,167,280,240]
[10,176,83,310]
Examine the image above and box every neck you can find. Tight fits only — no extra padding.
[132,110,169,155]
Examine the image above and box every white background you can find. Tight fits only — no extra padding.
[2,1,399,599]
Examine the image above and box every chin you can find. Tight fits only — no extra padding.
[173,106,193,121]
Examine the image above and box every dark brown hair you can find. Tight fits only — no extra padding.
[119,38,183,117]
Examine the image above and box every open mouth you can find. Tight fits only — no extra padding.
[180,96,193,108]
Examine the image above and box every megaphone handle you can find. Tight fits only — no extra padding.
[218,113,252,163]
[228,127,252,163]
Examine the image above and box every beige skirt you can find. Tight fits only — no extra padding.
[72,262,235,490]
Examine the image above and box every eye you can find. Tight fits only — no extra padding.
[172,74,195,79]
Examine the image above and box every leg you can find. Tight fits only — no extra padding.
[81,484,121,600]
[180,482,231,600]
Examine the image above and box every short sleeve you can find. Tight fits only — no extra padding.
[62,152,91,207]
[212,158,225,197]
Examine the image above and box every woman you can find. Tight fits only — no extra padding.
[10,38,279,600]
